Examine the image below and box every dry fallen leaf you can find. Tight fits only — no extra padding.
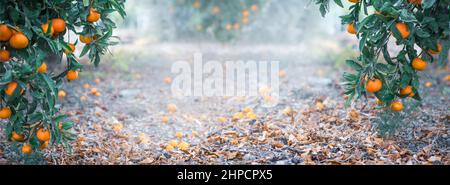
[139,158,154,164]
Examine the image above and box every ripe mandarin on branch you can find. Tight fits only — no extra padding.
[167,103,177,113]
[395,22,410,39]
[428,43,442,55]
[41,23,54,36]
[39,141,49,150]
[80,35,93,44]
[52,18,66,33]
[0,49,10,62]
[366,79,382,93]
[9,33,29,49]
[38,62,47,74]
[87,8,101,23]
[36,128,51,142]
[347,23,357,34]
[58,90,66,98]
[67,70,78,81]
[22,144,32,154]
[11,131,25,141]
[412,58,427,71]
[408,0,422,5]
[390,101,404,111]
[64,43,75,54]
[0,24,13,41]
[0,107,12,119]
[399,85,413,96]
[5,81,18,96]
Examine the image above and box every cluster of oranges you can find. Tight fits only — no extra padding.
[224,5,258,32]
[11,128,51,154]
[0,7,103,154]
[345,0,443,112]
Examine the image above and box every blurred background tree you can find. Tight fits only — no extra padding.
[118,0,345,44]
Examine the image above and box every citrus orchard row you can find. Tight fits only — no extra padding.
[0,0,125,155]
[172,0,265,41]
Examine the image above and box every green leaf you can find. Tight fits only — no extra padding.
[333,0,343,8]
[346,60,363,71]
[422,0,437,9]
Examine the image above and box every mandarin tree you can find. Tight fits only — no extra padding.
[315,0,449,111]
[0,0,125,155]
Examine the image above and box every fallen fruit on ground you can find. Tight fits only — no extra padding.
[176,132,183,138]
[167,103,177,113]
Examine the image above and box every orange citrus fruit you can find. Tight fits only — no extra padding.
[347,23,357,34]
[5,81,18,96]
[64,43,75,54]
[412,58,427,71]
[36,128,51,142]
[0,24,13,41]
[87,8,101,23]
[408,0,422,5]
[390,101,403,111]
[66,70,78,81]
[41,23,54,36]
[22,144,32,154]
[0,49,10,62]
[11,131,25,141]
[395,22,410,39]
[38,62,47,74]
[9,33,29,49]
[0,107,12,119]
[52,18,66,33]
[428,43,442,55]
[80,35,93,44]
[400,85,413,96]
[39,141,49,150]
[366,79,382,93]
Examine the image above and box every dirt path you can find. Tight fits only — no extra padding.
[1,43,448,165]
